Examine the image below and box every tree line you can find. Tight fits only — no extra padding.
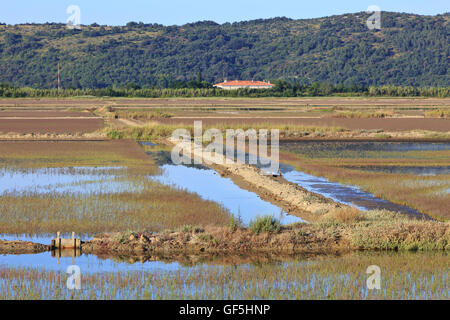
[1,81,448,98]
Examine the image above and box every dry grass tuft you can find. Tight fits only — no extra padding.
[322,207,364,224]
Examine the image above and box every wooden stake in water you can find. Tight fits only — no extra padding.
[56,232,60,265]
[72,232,76,265]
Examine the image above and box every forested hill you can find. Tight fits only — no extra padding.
[0,12,448,89]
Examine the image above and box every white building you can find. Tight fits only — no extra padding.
[213,80,274,90]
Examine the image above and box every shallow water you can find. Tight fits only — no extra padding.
[281,168,426,217]
[0,251,183,273]
[145,143,431,218]
[0,251,447,300]
[152,164,303,226]
[220,149,428,217]
[0,233,89,244]
[277,141,450,217]
[344,165,450,176]
[280,141,450,158]
[0,167,136,195]
[143,147,304,225]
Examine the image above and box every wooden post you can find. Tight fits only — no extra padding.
[57,231,61,264]
[52,231,81,249]
[72,232,76,265]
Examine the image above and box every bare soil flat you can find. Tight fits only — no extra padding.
[0,118,103,134]
[0,140,149,162]
[0,110,103,134]
[0,97,448,135]
[0,110,95,118]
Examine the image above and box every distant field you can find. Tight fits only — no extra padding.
[0,97,448,137]
[0,111,95,118]
[1,97,450,108]
[159,117,450,132]
[0,119,103,134]
[0,110,103,134]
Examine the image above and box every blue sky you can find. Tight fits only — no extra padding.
[1,0,448,25]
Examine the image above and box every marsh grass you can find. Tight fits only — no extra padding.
[323,207,363,224]
[106,122,347,141]
[333,110,395,118]
[114,110,174,120]
[0,174,231,236]
[337,210,450,250]
[0,140,154,169]
[96,208,448,252]
[0,251,447,299]
[424,109,450,118]
[0,141,232,235]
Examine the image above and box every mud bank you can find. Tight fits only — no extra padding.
[0,226,346,257]
[72,214,450,256]
[82,226,349,257]
[2,210,448,257]
[0,240,50,254]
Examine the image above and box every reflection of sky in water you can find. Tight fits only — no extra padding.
[346,166,450,176]
[281,141,450,152]
[401,179,449,188]
[399,179,450,197]
[280,141,450,160]
[0,252,446,300]
[238,154,425,216]
[0,233,89,243]
[0,167,143,195]
[282,170,423,217]
[0,252,183,273]
[0,250,294,274]
[151,164,304,226]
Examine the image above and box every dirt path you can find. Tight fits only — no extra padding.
[169,138,344,222]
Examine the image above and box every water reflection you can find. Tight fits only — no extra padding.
[281,169,428,218]
[151,164,303,226]
[344,165,450,176]
[0,167,137,195]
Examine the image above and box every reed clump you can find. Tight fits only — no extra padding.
[114,110,174,120]
[424,109,450,118]
[322,207,364,224]
[333,110,395,118]
[249,215,281,235]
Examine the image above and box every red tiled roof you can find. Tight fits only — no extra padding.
[214,80,274,87]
